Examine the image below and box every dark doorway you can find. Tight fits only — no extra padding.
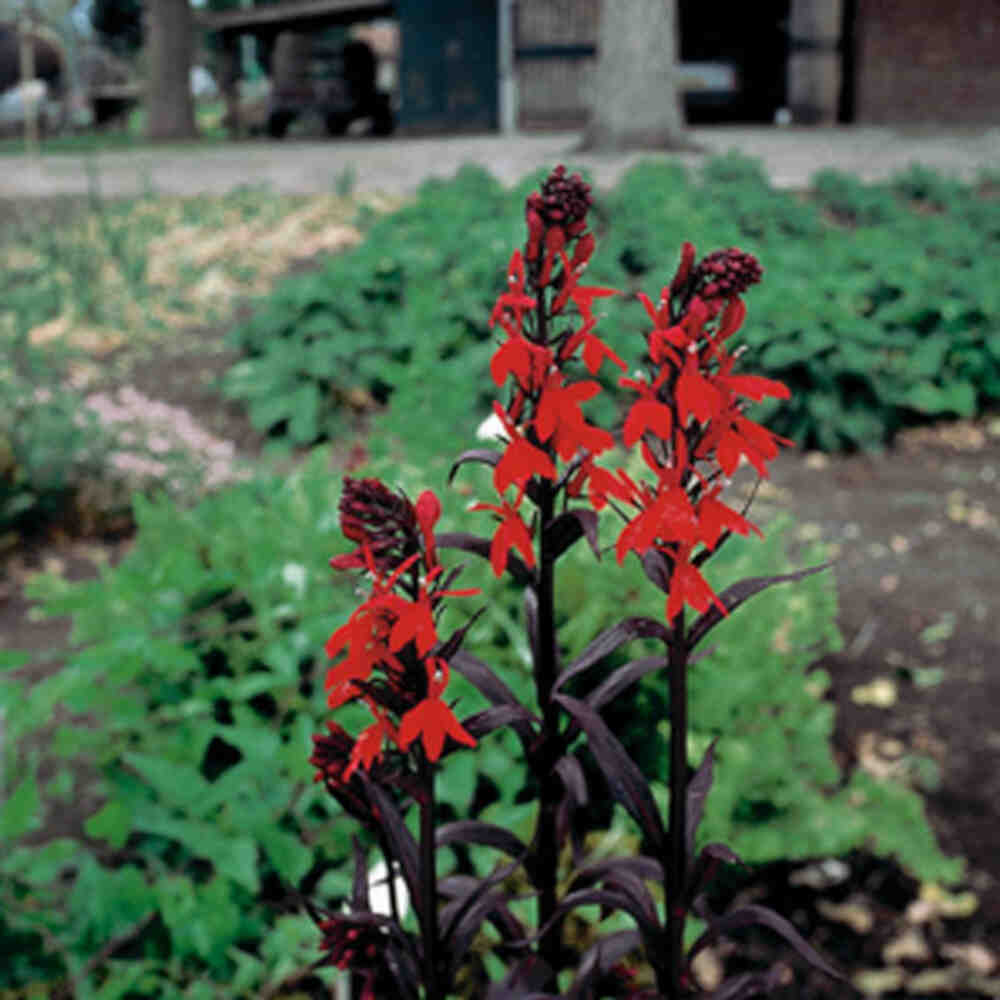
[678,0,791,123]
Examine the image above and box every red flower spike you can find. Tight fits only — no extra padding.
[491,402,558,494]
[470,497,536,576]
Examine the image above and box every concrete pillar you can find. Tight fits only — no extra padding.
[787,0,844,124]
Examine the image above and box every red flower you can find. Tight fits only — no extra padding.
[490,334,553,392]
[614,483,698,565]
[415,489,441,570]
[622,386,673,448]
[491,402,558,494]
[470,495,536,576]
[561,319,627,375]
[489,250,536,336]
[676,351,724,425]
[534,372,614,461]
[397,659,476,761]
[665,545,726,622]
[344,707,396,779]
[696,489,761,550]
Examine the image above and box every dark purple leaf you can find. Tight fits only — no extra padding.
[555,617,670,692]
[435,607,485,662]
[687,843,743,905]
[567,930,643,1000]
[686,739,717,854]
[436,820,527,860]
[449,650,520,709]
[554,694,666,851]
[554,887,661,942]
[440,855,527,973]
[487,956,556,999]
[587,655,664,711]
[462,704,540,739]
[351,836,369,910]
[361,779,422,917]
[447,887,526,961]
[570,855,664,890]
[704,966,789,1000]
[547,508,601,561]
[641,548,672,593]
[686,564,831,651]
[437,531,533,584]
[448,448,501,482]
[688,903,844,982]
[555,755,588,807]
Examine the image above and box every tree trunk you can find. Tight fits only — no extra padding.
[580,0,689,151]
[146,0,197,140]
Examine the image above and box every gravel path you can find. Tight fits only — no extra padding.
[4,125,1000,199]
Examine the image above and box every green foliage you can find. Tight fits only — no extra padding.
[224,158,1000,452]
[0,350,119,537]
[224,165,522,452]
[3,446,958,992]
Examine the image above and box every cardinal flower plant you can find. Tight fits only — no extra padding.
[307,167,843,999]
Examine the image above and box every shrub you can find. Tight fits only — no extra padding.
[223,159,1000,453]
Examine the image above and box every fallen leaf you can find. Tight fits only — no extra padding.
[788,858,851,890]
[690,946,724,991]
[852,678,897,708]
[853,967,906,996]
[940,942,996,975]
[883,927,931,964]
[906,965,966,993]
[817,897,874,934]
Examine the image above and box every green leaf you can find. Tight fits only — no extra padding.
[84,800,132,849]
[257,825,314,885]
[123,752,210,813]
[0,774,41,839]
[900,380,977,416]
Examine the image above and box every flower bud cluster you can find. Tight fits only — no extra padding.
[693,247,763,300]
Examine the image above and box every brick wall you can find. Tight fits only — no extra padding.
[855,0,1000,123]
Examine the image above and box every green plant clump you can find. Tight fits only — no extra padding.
[1,450,957,996]
[224,157,1000,452]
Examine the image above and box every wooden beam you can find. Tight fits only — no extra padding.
[196,0,393,33]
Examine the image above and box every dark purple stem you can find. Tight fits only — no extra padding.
[664,610,688,999]
[419,756,443,1000]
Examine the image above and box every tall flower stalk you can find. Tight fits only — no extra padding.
[307,167,843,998]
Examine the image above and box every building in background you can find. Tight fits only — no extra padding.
[196,0,1000,137]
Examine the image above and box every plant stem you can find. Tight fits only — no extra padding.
[665,611,688,1000]
[535,478,562,982]
[533,290,562,984]
[419,756,443,1000]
